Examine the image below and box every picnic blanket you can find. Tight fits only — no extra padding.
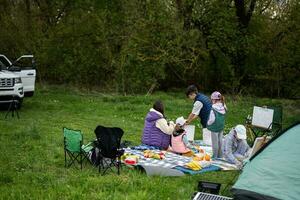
[124,148,221,175]
[122,139,241,176]
[175,165,221,175]
[123,147,239,176]
[212,159,240,171]
[131,144,161,151]
[125,148,190,169]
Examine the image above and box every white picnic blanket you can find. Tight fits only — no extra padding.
[124,148,192,168]
[124,147,239,171]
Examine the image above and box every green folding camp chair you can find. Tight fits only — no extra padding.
[246,105,283,142]
[63,127,94,169]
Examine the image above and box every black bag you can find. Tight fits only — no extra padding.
[87,141,100,166]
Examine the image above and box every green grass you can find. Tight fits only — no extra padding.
[0,85,299,199]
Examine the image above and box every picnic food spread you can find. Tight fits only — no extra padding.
[143,150,165,159]
[185,160,202,170]
[193,153,211,161]
[121,153,139,165]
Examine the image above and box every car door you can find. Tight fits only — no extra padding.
[13,55,36,96]
[0,55,12,68]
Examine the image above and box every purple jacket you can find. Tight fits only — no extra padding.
[141,110,171,149]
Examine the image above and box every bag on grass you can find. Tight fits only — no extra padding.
[88,143,101,166]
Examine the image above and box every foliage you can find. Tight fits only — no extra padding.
[0,0,299,97]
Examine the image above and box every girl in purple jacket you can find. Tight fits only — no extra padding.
[141,100,177,150]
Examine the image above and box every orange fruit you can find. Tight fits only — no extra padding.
[204,154,211,161]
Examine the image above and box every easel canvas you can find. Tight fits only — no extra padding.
[252,106,274,129]
[249,136,271,158]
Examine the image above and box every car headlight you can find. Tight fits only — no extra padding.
[15,77,22,84]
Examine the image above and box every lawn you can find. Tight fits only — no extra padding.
[0,85,299,199]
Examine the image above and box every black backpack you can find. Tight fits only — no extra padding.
[87,141,100,166]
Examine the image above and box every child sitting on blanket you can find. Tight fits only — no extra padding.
[169,117,197,156]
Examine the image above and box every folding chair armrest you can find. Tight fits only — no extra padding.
[82,141,95,152]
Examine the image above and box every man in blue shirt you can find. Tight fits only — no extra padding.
[185,85,212,128]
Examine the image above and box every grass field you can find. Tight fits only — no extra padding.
[0,85,299,199]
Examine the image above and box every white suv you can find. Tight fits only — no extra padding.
[0,54,36,106]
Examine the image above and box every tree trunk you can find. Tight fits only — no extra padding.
[234,0,256,28]
[233,0,257,91]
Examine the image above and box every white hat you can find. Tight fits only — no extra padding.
[176,116,186,126]
[235,124,247,140]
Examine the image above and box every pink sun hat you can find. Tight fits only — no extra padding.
[211,91,222,100]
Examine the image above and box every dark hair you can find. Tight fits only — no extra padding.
[153,100,164,116]
[185,85,198,96]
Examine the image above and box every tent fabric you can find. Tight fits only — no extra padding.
[232,122,300,200]
[232,189,279,200]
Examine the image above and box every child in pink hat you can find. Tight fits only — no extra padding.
[207,91,227,159]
